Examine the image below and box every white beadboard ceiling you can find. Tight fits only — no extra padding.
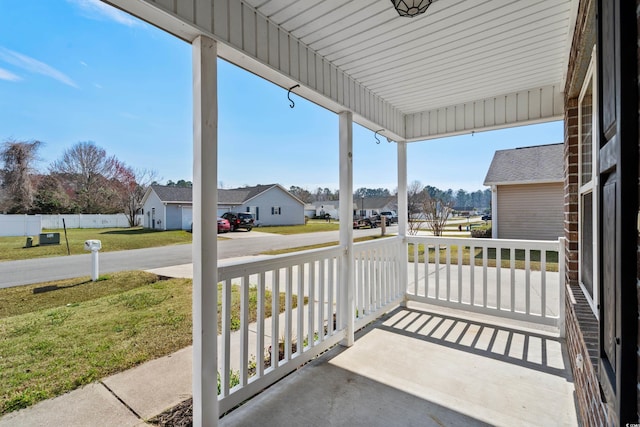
[105,0,576,141]
[246,0,571,114]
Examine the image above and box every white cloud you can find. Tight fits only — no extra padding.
[80,61,88,67]
[0,47,78,88]
[0,67,21,82]
[93,83,103,89]
[68,0,142,27]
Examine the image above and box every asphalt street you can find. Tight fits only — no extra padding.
[0,225,397,288]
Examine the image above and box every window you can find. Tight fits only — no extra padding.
[271,207,281,215]
[578,50,598,316]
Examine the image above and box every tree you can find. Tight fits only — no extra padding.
[50,142,123,213]
[354,187,391,198]
[422,195,454,236]
[314,187,338,201]
[289,186,313,203]
[118,166,157,227]
[454,189,467,207]
[0,140,41,213]
[407,181,425,235]
[32,174,72,213]
[166,179,192,188]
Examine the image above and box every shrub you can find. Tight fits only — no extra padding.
[471,228,492,238]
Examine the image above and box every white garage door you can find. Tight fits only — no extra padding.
[181,206,193,230]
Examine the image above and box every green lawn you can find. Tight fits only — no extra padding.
[0,271,303,415]
[261,235,391,255]
[0,227,193,261]
[0,221,344,261]
[256,219,339,234]
[408,244,559,272]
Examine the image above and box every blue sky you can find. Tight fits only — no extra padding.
[0,0,563,193]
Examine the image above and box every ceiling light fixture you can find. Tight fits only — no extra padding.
[390,0,434,18]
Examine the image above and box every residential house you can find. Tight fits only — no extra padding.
[306,201,339,219]
[141,185,192,230]
[484,143,564,240]
[354,196,397,218]
[218,184,305,226]
[561,0,638,424]
[141,184,305,230]
[68,1,639,425]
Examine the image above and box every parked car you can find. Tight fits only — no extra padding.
[217,217,231,233]
[353,217,376,229]
[221,212,254,231]
[379,211,398,223]
[371,215,391,226]
[481,214,492,221]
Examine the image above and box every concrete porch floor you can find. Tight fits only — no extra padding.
[220,302,578,427]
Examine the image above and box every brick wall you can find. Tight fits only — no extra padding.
[566,286,608,425]
[564,99,609,426]
[564,99,579,287]
[563,0,609,425]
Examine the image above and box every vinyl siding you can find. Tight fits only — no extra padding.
[497,183,563,240]
[142,192,165,230]
[244,187,304,226]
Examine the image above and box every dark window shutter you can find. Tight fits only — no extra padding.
[596,0,638,421]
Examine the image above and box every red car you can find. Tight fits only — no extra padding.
[217,217,231,233]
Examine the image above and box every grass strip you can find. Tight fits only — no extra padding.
[261,235,391,255]
[408,244,559,272]
[0,272,304,415]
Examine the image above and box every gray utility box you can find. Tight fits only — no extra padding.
[39,233,60,246]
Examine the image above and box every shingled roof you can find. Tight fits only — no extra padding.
[150,185,192,203]
[218,184,277,205]
[148,184,302,205]
[483,143,564,186]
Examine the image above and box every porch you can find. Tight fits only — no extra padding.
[219,303,577,427]
[90,1,582,424]
[214,234,577,425]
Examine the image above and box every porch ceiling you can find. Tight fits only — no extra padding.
[105,0,576,141]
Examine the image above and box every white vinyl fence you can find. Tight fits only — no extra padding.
[0,214,143,236]
[41,214,142,229]
[0,215,42,237]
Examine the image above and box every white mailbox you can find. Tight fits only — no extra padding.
[84,240,102,251]
[84,240,102,281]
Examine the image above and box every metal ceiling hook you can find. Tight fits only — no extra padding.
[374,129,385,144]
[288,84,300,108]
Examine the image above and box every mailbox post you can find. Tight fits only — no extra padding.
[84,240,102,281]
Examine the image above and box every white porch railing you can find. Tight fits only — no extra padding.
[406,236,565,331]
[217,246,347,414]
[353,238,404,329]
[215,235,565,414]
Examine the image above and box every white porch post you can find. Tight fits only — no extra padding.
[397,141,408,305]
[192,35,218,427]
[338,111,354,347]
[491,185,498,238]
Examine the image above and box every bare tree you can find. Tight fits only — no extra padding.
[118,165,158,227]
[50,142,123,213]
[422,195,454,236]
[407,180,425,235]
[0,140,41,213]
